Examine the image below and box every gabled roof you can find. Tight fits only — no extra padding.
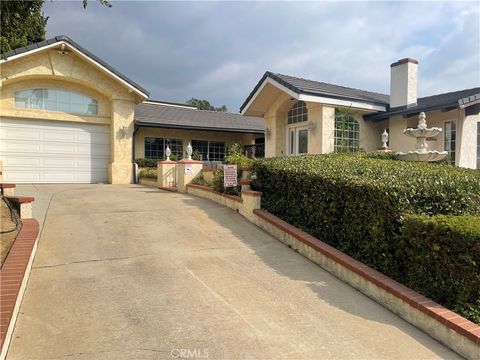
[135,101,264,134]
[240,71,389,114]
[365,87,480,122]
[1,35,149,99]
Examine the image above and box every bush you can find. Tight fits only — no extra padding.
[191,173,210,186]
[135,158,159,168]
[397,215,480,323]
[225,143,256,168]
[252,153,480,322]
[138,167,157,179]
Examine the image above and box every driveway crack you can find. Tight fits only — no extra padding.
[33,253,154,269]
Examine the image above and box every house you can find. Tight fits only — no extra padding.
[240,59,480,169]
[134,100,263,165]
[0,35,263,184]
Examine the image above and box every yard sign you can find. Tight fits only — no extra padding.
[224,165,237,187]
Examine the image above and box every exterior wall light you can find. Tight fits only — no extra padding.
[265,127,271,139]
[307,121,316,133]
[120,125,128,138]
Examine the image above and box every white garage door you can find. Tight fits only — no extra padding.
[0,118,110,183]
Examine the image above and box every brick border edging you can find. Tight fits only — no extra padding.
[253,209,480,346]
[186,184,243,203]
[0,218,39,358]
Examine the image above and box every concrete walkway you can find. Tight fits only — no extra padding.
[8,185,459,359]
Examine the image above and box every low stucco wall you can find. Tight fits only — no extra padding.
[184,184,479,359]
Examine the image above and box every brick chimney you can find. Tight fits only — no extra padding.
[390,58,418,108]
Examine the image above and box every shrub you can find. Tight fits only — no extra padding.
[135,158,159,168]
[138,167,157,179]
[252,153,480,322]
[191,173,210,186]
[225,143,256,168]
[397,214,480,323]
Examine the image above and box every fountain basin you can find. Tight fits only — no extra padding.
[395,151,447,162]
[403,127,442,138]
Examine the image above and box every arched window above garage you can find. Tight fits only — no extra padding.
[14,88,98,115]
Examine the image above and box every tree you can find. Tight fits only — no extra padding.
[0,0,111,53]
[0,0,48,53]
[186,98,228,112]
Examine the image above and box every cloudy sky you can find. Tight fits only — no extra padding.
[43,1,479,112]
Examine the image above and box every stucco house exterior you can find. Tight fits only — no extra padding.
[134,100,263,164]
[240,59,480,169]
[0,36,263,184]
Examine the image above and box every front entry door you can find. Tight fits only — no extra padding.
[287,125,308,156]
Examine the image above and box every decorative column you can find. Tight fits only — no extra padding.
[157,160,177,188]
[177,160,203,193]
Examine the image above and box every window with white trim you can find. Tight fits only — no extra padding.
[191,140,226,161]
[287,101,308,124]
[444,121,456,165]
[145,137,183,159]
[14,88,98,115]
[334,109,359,152]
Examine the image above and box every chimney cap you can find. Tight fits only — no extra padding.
[390,58,419,67]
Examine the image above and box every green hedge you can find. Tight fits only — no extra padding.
[138,167,157,179]
[398,214,480,323]
[252,153,480,322]
[135,158,159,168]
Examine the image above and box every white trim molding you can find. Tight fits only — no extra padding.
[241,76,386,115]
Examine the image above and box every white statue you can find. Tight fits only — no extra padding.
[417,112,427,130]
[187,142,193,160]
[165,146,171,161]
[382,129,389,149]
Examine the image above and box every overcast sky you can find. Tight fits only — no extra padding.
[43,1,479,112]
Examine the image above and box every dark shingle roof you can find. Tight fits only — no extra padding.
[365,87,480,121]
[240,71,390,112]
[135,102,264,133]
[1,35,149,97]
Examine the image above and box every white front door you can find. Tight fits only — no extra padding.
[287,125,308,156]
[0,118,110,183]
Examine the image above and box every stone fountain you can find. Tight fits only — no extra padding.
[395,112,447,162]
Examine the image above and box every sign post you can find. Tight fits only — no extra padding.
[223,164,237,188]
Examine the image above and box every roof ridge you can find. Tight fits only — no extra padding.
[141,101,247,117]
[417,87,480,100]
[272,72,389,98]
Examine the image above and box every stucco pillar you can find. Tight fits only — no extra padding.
[177,160,203,193]
[320,106,335,154]
[458,108,479,169]
[306,102,323,154]
[264,115,276,158]
[109,99,135,184]
[157,161,177,188]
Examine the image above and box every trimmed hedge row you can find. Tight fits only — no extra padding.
[398,214,480,324]
[135,158,160,168]
[252,153,480,323]
[138,167,157,179]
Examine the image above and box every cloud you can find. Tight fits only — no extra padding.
[43,1,479,112]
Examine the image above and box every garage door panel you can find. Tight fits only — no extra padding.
[0,118,111,183]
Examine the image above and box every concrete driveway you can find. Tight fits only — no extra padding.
[8,184,459,359]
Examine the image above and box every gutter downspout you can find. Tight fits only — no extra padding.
[132,125,138,184]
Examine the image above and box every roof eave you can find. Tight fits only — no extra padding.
[135,121,264,134]
[1,36,149,100]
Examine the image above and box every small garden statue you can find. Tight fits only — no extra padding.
[187,142,193,160]
[165,146,171,161]
[381,129,389,149]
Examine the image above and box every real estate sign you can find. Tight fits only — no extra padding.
[224,165,237,187]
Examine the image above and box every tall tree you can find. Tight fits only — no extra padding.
[186,98,228,112]
[0,0,48,52]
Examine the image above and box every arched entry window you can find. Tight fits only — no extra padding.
[287,100,308,124]
[334,108,359,152]
[287,101,308,155]
[14,88,98,115]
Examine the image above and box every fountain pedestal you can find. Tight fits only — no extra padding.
[395,112,447,162]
